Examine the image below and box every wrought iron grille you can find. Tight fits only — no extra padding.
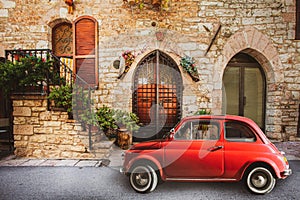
[133,50,182,140]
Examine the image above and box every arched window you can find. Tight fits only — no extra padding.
[133,50,183,141]
[52,22,73,57]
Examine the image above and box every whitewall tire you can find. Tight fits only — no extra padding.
[246,167,276,194]
[129,165,158,193]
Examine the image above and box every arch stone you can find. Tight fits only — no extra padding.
[220,26,283,84]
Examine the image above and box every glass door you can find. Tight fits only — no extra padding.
[223,53,266,130]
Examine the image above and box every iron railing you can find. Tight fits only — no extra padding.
[5,49,96,150]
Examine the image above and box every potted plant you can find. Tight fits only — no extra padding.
[48,84,73,118]
[113,109,140,148]
[96,105,118,139]
[0,56,56,96]
[79,109,100,132]
[113,109,140,132]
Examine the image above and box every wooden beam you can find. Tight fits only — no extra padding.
[205,24,222,56]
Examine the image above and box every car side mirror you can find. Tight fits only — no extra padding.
[168,128,175,140]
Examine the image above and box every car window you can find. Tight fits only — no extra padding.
[174,120,220,140]
[225,121,256,142]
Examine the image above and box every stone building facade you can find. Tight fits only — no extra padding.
[0,0,300,158]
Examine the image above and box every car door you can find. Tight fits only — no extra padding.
[223,120,260,177]
[163,119,224,178]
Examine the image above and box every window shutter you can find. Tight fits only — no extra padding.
[73,16,98,86]
[296,0,300,40]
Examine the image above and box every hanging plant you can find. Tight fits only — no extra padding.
[118,50,136,79]
[180,56,200,82]
[122,50,136,68]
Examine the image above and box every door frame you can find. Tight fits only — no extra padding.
[223,53,267,131]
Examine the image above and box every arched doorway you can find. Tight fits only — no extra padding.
[223,53,266,130]
[133,50,183,141]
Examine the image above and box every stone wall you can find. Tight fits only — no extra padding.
[0,0,299,140]
[12,95,111,159]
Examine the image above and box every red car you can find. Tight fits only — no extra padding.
[121,115,292,194]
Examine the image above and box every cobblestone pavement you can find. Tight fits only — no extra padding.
[0,142,299,168]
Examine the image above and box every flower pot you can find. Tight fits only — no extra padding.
[117,129,131,150]
[188,70,200,82]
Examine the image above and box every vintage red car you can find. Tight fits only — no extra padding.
[121,115,292,194]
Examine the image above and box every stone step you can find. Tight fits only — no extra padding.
[92,140,115,149]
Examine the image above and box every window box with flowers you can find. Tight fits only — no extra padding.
[180,56,200,82]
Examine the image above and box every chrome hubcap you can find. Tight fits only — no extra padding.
[252,174,267,188]
[135,173,149,186]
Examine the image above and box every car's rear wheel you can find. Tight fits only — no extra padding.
[129,165,158,193]
[245,167,276,194]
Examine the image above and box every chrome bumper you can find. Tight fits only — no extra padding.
[282,169,292,176]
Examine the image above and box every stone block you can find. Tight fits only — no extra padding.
[34,127,53,134]
[14,141,28,148]
[40,111,52,120]
[60,152,74,159]
[59,136,74,145]
[30,135,47,143]
[32,107,47,112]
[44,121,61,127]
[71,145,86,152]
[2,1,16,9]
[14,135,22,141]
[14,117,26,125]
[24,100,41,107]
[72,152,95,159]
[43,150,60,158]
[61,123,74,130]
[0,9,8,17]
[31,149,43,158]
[14,125,34,135]
[13,107,31,117]
[13,100,23,106]
[47,135,60,144]
[14,148,28,157]
[53,130,68,135]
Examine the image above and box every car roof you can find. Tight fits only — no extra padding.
[181,115,255,123]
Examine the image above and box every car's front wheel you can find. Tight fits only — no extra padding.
[129,165,158,193]
[245,166,276,194]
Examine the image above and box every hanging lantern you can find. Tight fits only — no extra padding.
[65,0,74,14]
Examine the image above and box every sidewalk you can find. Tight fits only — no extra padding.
[0,142,299,168]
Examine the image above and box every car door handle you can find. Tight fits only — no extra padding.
[208,146,223,152]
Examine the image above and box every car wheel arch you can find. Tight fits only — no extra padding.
[242,162,277,180]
